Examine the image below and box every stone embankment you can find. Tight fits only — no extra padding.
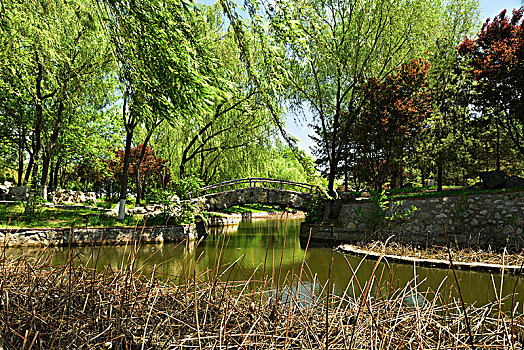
[0,225,196,247]
[301,191,524,251]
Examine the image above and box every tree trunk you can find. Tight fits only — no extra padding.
[437,153,443,192]
[108,181,113,201]
[41,152,51,200]
[496,120,501,171]
[135,132,155,207]
[30,55,45,191]
[135,167,141,207]
[24,152,34,185]
[118,128,134,220]
[327,165,337,198]
[53,157,61,189]
[40,102,64,200]
[30,113,42,191]
[17,132,24,186]
[49,159,54,193]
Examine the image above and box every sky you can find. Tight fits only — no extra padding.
[198,0,523,155]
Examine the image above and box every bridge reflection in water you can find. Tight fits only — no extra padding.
[7,216,523,310]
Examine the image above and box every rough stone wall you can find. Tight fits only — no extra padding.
[301,191,524,251]
[202,187,315,211]
[0,225,196,247]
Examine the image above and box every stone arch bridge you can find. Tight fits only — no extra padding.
[193,178,320,212]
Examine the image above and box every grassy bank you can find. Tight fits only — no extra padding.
[350,185,524,202]
[0,235,522,349]
[0,202,187,229]
[0,202,134,228]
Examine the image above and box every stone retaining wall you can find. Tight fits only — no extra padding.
[301,191,524,251]
[0,225,196,247]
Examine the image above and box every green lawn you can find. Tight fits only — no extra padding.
[351,186,524,202]
[0,202,163,229]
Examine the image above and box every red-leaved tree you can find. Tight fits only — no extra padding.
[351,58,432,190]
[458,7,524,156]
[104,144,169,203]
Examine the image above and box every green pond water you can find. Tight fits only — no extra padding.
[6,216,523,310]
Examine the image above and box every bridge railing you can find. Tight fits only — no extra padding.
[195,178,318,196]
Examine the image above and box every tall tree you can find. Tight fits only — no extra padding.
[0,0,114,199]
[101,0,216,218]
[350,59,432,190]
[266,0,441,196]
[458,7,524,157]
[423,0,479,190]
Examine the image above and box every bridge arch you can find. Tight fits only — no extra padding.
[194,178,319,211]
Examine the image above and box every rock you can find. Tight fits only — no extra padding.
[505,176,524,189]
[52,189,96,204]
[479,170,509,189]
[128,207,147,215]
[8,186,28,200]
[361,192,370,198]
[339,192,355,202]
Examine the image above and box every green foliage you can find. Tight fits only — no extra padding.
[356,190,418,230]
[170,176,203,200]
[304,196,327,223]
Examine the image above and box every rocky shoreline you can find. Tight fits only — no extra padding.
[0,225,197,247]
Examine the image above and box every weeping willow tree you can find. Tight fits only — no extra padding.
[137,4,315,186]
[100,0,218,218]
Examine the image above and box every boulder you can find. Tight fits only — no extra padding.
[8,186,28,200]
[505,176,524,189]
[338,192,356,202]
[128,207,147,215]
[52,189,95,204]
[479,170,509,189]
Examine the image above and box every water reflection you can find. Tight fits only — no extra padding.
[5,216,523,311]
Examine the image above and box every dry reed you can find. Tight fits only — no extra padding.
[0,231,522,349]
[356,240,524,266]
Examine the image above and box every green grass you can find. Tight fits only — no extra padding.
[0,202,177,229]
[351,186,524,202]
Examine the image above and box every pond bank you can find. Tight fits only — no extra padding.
[336,242,524,274]
[0,211,305,247]
[0,225,197,247]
